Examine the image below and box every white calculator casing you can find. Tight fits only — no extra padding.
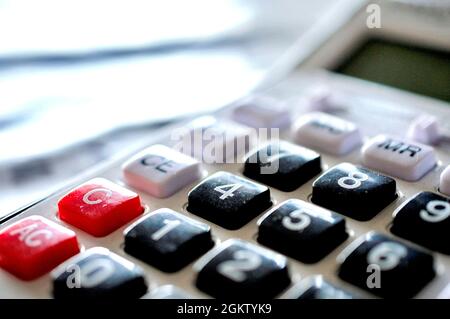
[1,0,449,298]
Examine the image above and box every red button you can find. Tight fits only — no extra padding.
[58,178,144,237]
[0,216,80,280]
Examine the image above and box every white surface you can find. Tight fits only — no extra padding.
[122,145,201,198]
[292,112,363,156]
[362,135,438,182]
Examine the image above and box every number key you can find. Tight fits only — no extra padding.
[257,199,348,263]
[337,232,435,298]
[187,171,272,229]
[194,239,291,298]
[311,163,397,221]
[124,208,214,272]
[391,192,450,254]
[52,247,148,299]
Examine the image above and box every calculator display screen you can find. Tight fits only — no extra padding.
[335,39,450,103]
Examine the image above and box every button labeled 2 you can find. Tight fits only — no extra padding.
[194,239,290,298]
[58,178,144,237]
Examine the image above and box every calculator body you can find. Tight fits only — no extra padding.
[1,0,450,298]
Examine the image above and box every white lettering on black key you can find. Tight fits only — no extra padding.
[124,208,214,272]
[311,163,397,221]
[243,141,322,191]
[187,171,272,229]
[51,247,147,299]
[194,239,290,298]
[337,232,435,298]
[284,276,354,299]
[391,192,450,254]
[257,199,347,263]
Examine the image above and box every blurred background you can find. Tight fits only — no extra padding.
[0,0,337,216]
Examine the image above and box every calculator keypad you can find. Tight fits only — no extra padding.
[257,199,347,263]
[362,134,437,181]
[122,144,202,198]
[243,141,322,192]
[52,247,148,299]
[124,208,214,272]
[187,171,272,230]
[1,86,449,300]
[311,163,397,221]
[391,192,450,254]
[338,232,435,298]
[0,216,80,280]
[58,178,144,237]
[194,239,291,298]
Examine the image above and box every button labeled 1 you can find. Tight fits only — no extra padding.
[0,216,80,280]
[122,144,202,198]
[124,208,214,272]
[362,134,437,181]
[392,191,450,254]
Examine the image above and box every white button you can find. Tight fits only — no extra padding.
[174,116,256,163]
[304,86,336,112]
[122,144,201,198]
[407,114,441,145]
[292,112,362,155]
[440,165,450,196]
[231,96,291,129]
[362,135,437,181]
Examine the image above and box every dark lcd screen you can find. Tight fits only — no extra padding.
[334,39,450,103]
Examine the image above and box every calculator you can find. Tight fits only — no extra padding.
[1,0,450,299]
